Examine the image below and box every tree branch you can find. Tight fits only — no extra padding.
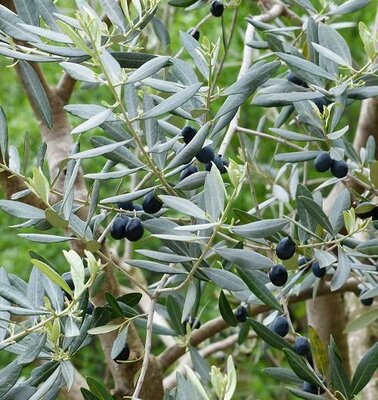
[158,278,359,371]
[0,169,45,208]
[132,276,168,399]
[57,73,77,105]
[219,1,290,155]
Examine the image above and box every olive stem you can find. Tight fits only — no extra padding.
[236,127,304,151]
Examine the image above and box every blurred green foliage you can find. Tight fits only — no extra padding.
[0,1,375,398]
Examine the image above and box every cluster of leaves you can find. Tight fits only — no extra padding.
[0,0,377,399]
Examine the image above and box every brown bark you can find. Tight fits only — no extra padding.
[306,293,350,375]
[0,169,45,208]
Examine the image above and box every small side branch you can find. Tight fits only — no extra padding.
[131,275,169,399]
[158,278,359,371]
[57,73,77,105]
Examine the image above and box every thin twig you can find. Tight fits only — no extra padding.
[236,126,304,151]
[97,250,152,298]
[212,8,239,89]
[132,275,169,399]
[57,73,76,105]
[218,22,255,156]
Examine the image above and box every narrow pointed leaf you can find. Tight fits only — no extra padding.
[0,360,22,397]
[99,0,126,31]
[298,196,334,236]
[238,268,282,311]
[215,247,274,270]
[330,249,351,292]
[276,53,336,80]
[263,368,303,385]
[60,62,98,83]
[204,268,246,291]
[72,109,114,134]
[308,326,328,378]
[351,343,378,395]
[283,349,322,387]
[0,200,45,219]
[125,259,187,274]
[110,325,129,360]
[249,319,293,351]
[31,259,73,297]
[159,195,208,220]
[219,291,238,327]
[141,83,202,119]
[18,61,52,129]
[127,56,171,83]
[70,140,130,159]
[232,219,288,239]
[287,388,324,400]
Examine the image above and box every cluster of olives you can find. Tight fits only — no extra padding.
[187,2,225,42]
[314,152,348,179]
[186,1,224,47]
[274,238,345,283]
[110,192,164,242]
[298,256,376,306]
[109,126,229,242]
[271,239,329,286]
[287,72,349,179]
[110,214,144,242]
[180,126,229,180]
[298,256,328,279]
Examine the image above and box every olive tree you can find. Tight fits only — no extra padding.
[0,0,377,399]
